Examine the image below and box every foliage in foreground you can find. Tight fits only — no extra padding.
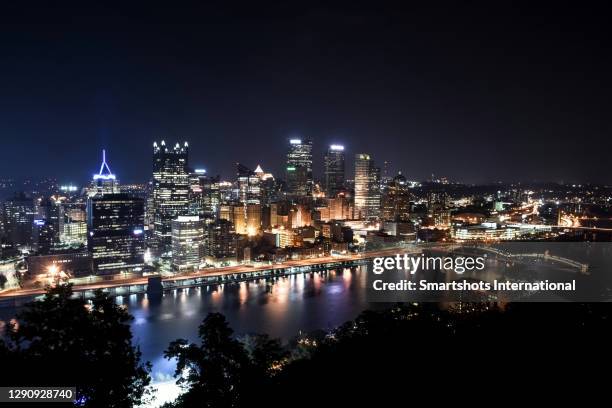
[0,284,151,407]
[162,302,612,408]
[2,287,611,408]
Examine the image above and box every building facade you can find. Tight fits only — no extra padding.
[205,219,237,264]
[152,140,190,255]
[324,144,345,197]
[86,151,145,274]
[171,216,205,271]
[382,172,411,221]
[87,193,145,274]
[286,138,313,196]
[354,154,381,220]
[3,192,35,246]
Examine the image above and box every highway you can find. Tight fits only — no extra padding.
[0,247,419,300]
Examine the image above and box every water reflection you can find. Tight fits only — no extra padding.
[119,267,374,381]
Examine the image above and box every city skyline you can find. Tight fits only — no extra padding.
[1,3,611,184]
[1,4,611,406]
[2,138,611,188]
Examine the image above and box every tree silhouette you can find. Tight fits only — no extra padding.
[164,313,289,408]
[0,284,151,407]
[165,313,251,407]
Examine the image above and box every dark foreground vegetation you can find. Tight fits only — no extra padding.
[1,285,610,407]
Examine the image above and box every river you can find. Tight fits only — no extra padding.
[122,267,374,384]
[0,249,598,406]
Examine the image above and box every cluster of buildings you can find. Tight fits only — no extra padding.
[2,138,604,283]
[0,139,395,280]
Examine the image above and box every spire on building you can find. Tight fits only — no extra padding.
[93,149,116,180]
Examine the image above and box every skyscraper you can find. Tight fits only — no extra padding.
[382,172,411,221]
[354,154,381,220]
[36,196,60,254]
[171,216,205,271]
[236,163,261,205]
[286,138,312,196]
[3,192,35,246]
[87,151,144,274]
[152,140,190,255]
[87,194,145,274]
[89,149,119,196]
[205,219,237,265]
[324,144,345,197]
[59,200,87,246]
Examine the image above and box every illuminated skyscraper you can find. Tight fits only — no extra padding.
[87,194,145,274]
[90,149,119,195]
[205,219,237,265]
[254,164,278,205]
[201,175,222,216]
[188,168,207,216]
[382,172,411,221]
[36,196,61,254]
[152,140,190,255]
[354,154,381,220]
[286,138,312,196]
[87,151,144,274]
[3,192,35,246]
[171,216,205,271]
[236,163,261,205]
[324,144,345,197]
[59,200,87,245]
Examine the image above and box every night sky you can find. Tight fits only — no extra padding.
[0,1,610,184]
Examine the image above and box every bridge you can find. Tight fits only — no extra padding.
[466,246,589,274]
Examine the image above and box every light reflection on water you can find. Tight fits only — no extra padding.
[0,258,585,406]
[123,267,373,382]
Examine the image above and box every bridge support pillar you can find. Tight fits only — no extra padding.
[147,275,163,295]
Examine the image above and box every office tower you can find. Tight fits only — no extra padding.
[269,202,290,229]
[201,175,222,216]
[219,203,261,235]
[354,154,381,220]
[87,193,145,274]
[171,216,205,271]
[3,192,35,246]
[289,204,312,228]
[381,160,392,184]
[286,138,313,196]
[152,140,190,255]
[35,197,61,253]
[382,172,411,221]
[205,219,237,264]
[254,165,278,206]
[188,168,207,216]
[219,204,244,234]
[87,152,145,274]
[324,144,345,197]
[318,194,353,221]
[90,149,119,195]
[59,200,87,245]
[236,163,261,205]
[245,204,262,235]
